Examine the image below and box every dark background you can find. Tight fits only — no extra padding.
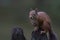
[0,0,60,40]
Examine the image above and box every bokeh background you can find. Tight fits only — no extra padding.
[0,0,60,40]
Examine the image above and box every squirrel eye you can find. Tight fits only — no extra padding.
[30,17,33,20]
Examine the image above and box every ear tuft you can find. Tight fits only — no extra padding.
[35,8,38,15]
[35,8,38,10]
[30,8,33,11]
[35,8,39,12]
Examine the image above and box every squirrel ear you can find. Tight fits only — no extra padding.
[35,8,39,12]
[35,8,38,10]
[30,8,33,11]
[35,8,38,15]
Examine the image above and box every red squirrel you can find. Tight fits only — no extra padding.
[29,9,51,33]
[29,9,57,40]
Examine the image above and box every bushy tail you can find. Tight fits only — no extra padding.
[49,30,58,40]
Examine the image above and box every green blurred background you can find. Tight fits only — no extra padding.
[0,0,60,40]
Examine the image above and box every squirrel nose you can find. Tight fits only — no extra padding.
[33,23,38,27]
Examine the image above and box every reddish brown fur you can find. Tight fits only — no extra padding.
[29,9,58,40]
[29,10,52,33]
[37,12,51,33]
